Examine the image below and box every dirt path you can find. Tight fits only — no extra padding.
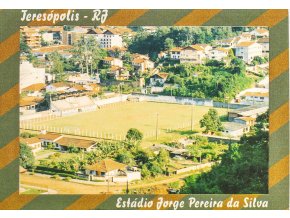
[20,174,123,194]
[20,168,208,194]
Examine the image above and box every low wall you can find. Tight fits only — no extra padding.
[175,162,215,175]
[132,93,249,109]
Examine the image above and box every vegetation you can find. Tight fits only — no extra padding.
[161,58,252,101]
[128,26,245,60]
[181,111,269,194]
[71,35,107,74]
[20,143,35,170]
[199,108,224,134]
[47,52,66,82]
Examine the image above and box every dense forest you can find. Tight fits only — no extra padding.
[128,26,253,60]
[181,111,269,194]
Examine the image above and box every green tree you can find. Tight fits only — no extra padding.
[20,143,35,170]
[164,38,175,50]
[116,150,136,166]
[199,109,224,134]
[181,112,269,194]
[126,128,143,142]
[47,52,66,82]
[230,57,246,74]
[72,36,106,74]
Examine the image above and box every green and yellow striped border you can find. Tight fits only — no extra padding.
[0,9,288,210]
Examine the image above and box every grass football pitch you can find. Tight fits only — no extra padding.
[34,102,227,144]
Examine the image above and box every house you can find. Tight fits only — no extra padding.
[20,97,44,114]
[83,83,102,95]
[21,83,46,96]
[38,132,63,147]
[222,122,250,137]
[103,57,123,67]
[85,159,126,177]
[55,137,97,152]
[107,66,130,81]
[235,41,263,64]
[217,38,236,47]
[208,47,230,61]
[250,28,269,38]
[20,27,41,48]
[149,73,169,86]
[169,47,182,60]
[158,51,169,59]
[20,137,42,154]
[240,32,252,41]
[228,105,268,121]
[196,44,212,54]
[234,117,256,126]
[257,38,269,57]
[20,61,45,90]
[132,56,154,72]
[241,91,269,104]
[180,45,206,64]
[106,46,127,57]
[85,159,141,182]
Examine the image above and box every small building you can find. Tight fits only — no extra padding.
[103,57,123,68]
[149,73,169,86]
[241,91,269,104]
[38,133,63,147]
[180,45,206,64]
[222,122,250,137]
[228,105,268,121]
[55,137,97,152]
[19,97,44,114]
[20,137,42,154]
[234,116,256,126]
[85,159,126,178]
[132,57,154,73]
[169,47,182,60]
[208,47,230,61]
[21,83,46,97]
[250,28,269,38]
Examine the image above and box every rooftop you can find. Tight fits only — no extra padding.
[223,122,247,131]
[22,83,46,92]
[20,137,41,145]
[85,159,127,172]
[56,137,96,149]
[236,41,256,47]
[38,133,63,141]
[20,97,44,107]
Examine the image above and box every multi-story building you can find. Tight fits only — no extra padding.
[235,41,263,64]
[21,27,41,48]
[250,28,269,38]
[20,61,45,91]
[169,47,182,60]
[257,38,269,57]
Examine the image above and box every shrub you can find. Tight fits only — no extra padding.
[63,177,72,182]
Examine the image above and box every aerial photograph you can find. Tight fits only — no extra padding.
[19,25,269,194]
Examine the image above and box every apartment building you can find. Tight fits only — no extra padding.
[235,41,263,64]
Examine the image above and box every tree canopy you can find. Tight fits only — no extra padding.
[181,111,269,194]
[20,143,35,170]
[199,108,224,134]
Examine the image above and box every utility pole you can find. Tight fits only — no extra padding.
[155,113,159,140]
[190,103,194,132]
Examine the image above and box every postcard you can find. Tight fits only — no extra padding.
[0,9,289,210]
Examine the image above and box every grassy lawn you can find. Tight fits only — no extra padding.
[33,102,227,145]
